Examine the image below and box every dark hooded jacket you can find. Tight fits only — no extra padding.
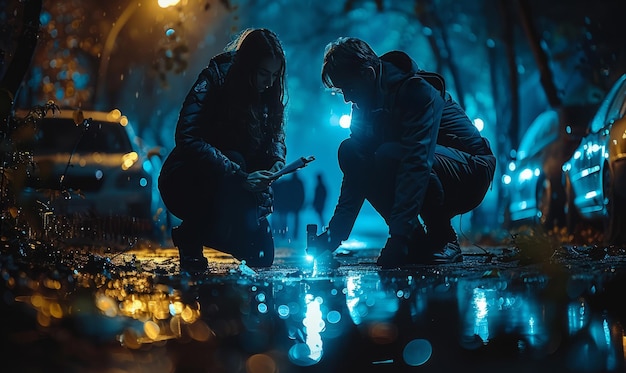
[327,51,493,245]
[159,50,286,192]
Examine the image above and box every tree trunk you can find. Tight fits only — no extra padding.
[414,0,466,109]
[515,0,561,108]
[1,0,42,120]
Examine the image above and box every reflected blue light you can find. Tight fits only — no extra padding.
[502,174,511,185]
[403,339,432,366]
[288,343,319,366]
[258,303,268,313]
[302,294,324,361]
[602,318,611,348]
[277,304,290,318]
[327,310,341,324]
[472,288,490,342]
[346,274,399,326]
[339,239,367,250]
[573,150,582,160]
[329,113,340,126]
[165,28,176,37]
[139,177,147,187]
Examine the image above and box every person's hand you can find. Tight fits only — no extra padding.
[269,160,285,174]
[243,170,274,192]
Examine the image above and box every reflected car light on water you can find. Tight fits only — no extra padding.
[3,254,626,372]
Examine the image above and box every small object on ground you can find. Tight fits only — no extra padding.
[238,260,258,276]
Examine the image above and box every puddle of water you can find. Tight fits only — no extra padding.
[2,245,626,373]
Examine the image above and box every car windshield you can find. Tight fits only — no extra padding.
[33,118,133,154]
[516,110,558,161]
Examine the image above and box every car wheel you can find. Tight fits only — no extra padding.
[602,165,626,245]
[564,175,581,234]
[537,177,565,230]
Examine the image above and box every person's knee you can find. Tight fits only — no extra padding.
[374,142,402,164]
[337,138,360,172]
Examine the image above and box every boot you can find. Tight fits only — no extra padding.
[427,224,462,264]
[172,225,208,275]
[408,223,462,265]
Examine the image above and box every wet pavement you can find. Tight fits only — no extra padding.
[1,235,626,373]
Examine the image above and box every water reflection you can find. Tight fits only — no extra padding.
[2,261,626,372]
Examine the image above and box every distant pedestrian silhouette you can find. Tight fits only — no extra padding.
[272,172,305,240]
[312,172,328,228]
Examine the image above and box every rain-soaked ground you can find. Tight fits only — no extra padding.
[1,229,626,373]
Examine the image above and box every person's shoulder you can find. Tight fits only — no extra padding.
[200,51,235,85]
[211,51,235,66]
[395,76,441,102]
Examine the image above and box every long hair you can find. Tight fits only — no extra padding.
[321,37,379,89]
[222,28,287,142]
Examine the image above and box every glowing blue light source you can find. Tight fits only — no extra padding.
[519,168,533,182]
[165,28,176,37]
[139,177,148,187]
[473,117,485,132]
[339,114,352,128]
[508,161,516,172]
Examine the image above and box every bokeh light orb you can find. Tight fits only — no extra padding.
[288,343,321,366]
[402,338,432,366]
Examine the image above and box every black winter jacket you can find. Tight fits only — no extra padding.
[160,51,286,185]
[327,51,493,244]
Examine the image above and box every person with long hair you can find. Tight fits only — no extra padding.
[158,28,288,274]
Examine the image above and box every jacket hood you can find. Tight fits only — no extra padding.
[379,51,420,86]
[379,50,446,97]
[209,51,236,85]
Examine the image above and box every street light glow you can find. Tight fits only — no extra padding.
[339,114,351,128]
[158,0,180,8]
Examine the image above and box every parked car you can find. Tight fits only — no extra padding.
[14,108,172,242]
[502,105,596,230]
[562,74,626,244]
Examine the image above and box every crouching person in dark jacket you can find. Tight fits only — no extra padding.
[158,28,288,275]
[314,37,496,269]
